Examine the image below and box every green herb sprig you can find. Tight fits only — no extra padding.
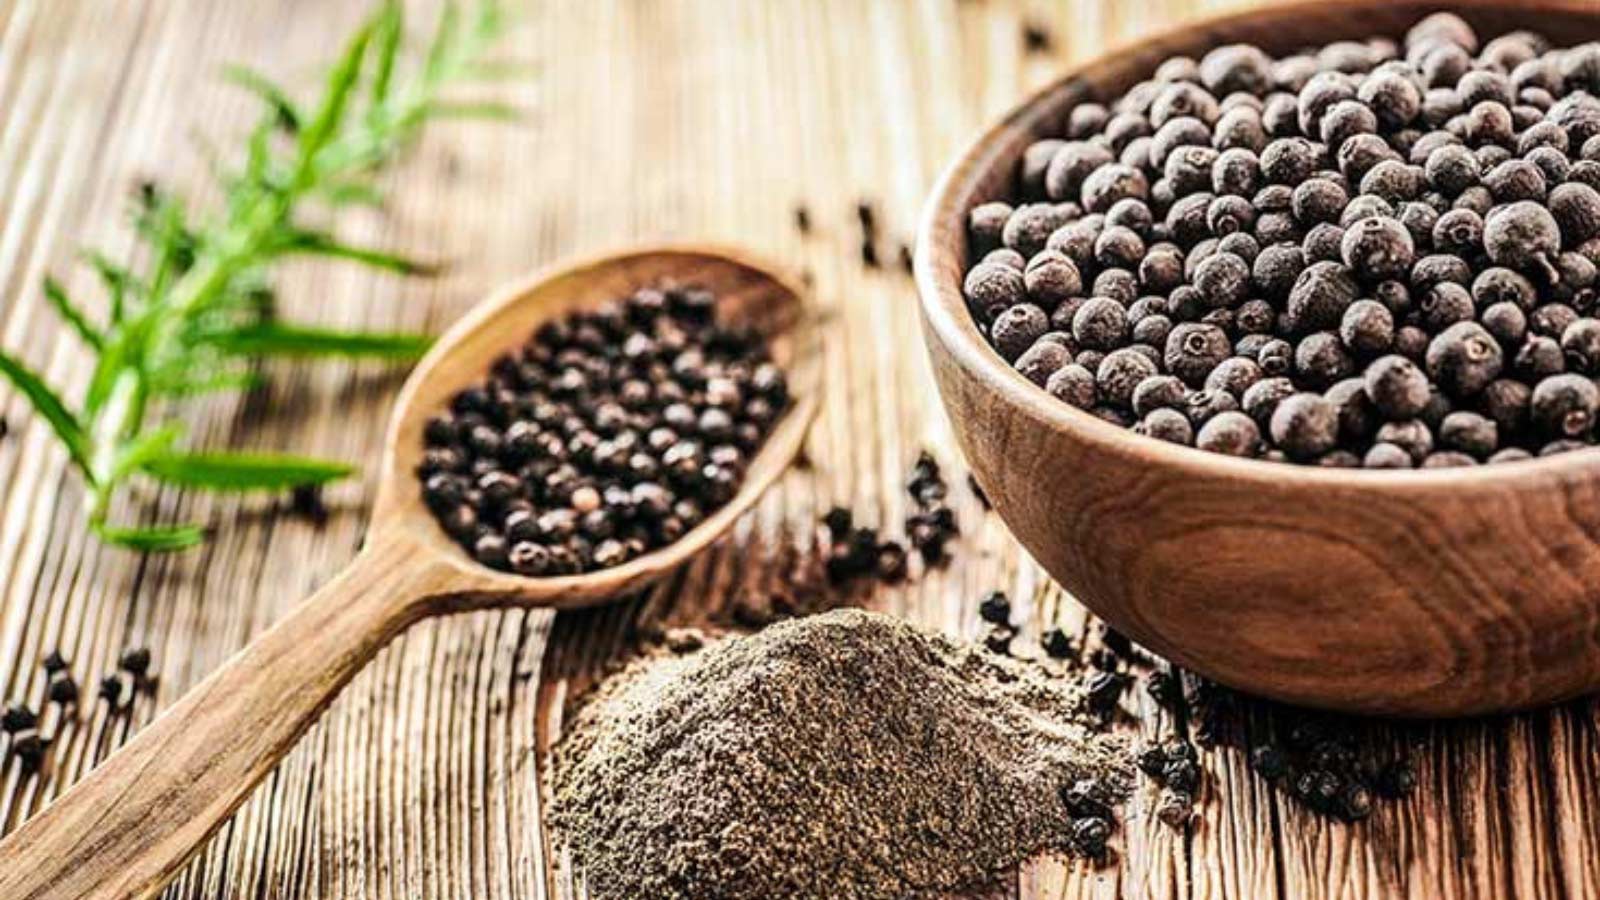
[0,2,513,550]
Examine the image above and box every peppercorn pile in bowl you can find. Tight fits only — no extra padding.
[963,12,1600,467]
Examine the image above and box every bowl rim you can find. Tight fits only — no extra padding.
[914,0,1600,494]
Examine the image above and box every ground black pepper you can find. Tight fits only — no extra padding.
[966,13,1600,465]
[550,610,1131,900]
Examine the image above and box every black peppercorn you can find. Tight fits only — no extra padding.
[1046,364,1098,409]
[990,304,1050,361]
[1339,216,1414,282]
[119,647,151,677]
[1249,744,1289,780]
[1550,182,1600,243]
[1531,373,1600,438]
[1070,298,1128,352]
[1162,757,1202,793]
[1154,789,1194,828]
[1284,261,1359,334]
[1,704,37,733]
[98,675,125,707]
[963,262,1027,321]
[41,651,68,676]
[1254,338,1292,377]
[1164,323,1232,387]
[1426,322,1504,397]
[1070,815,1112,860]
[1484,201,1560,278]
[1294,332,1356,391]
[11,732,47,772]
[1136,408,1195,445]
[977,590,1011,625]
[1193,410,1260,456]
[1270,393,1339,459]
[1041,627,1074,659]
[1377,418,1435,461]
[1085,670,1129,718]
[1292,177,1350,225]
[1376,759,1419,798]
[46,675,78,706]
[1336,299,1393,355]
[1561,318,1600,373]
[1242,376,1296,427]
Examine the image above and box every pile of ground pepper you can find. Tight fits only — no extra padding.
[550,609,1132,899]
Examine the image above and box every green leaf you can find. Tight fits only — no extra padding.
[82,251,135,323]
[165,371,267,397]
[84,332,134,416]
[95,522,208,552]
[222,64,301,132]
[294,19,376,178]
[42,277,104,351]
[142,451,355,491]
[0,349,93,477]
[110,422,183,482]
[424,2,462,82]
[369,2,404,104]
[203,321,432,360]
[276,229,442,274]
[422,100,520,121]
[319,179,386,208]
[244,118,277,186]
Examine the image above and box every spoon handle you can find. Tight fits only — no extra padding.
[0,532,450,900]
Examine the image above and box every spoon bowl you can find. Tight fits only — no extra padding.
[0,244,818,900]
[377,245,819,607]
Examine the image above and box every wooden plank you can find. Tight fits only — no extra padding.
[0,0,1593,898]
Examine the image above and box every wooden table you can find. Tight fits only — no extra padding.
[1,0,1596,897]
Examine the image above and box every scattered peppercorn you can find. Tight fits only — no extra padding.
[1041,626,1074,659]
[1022,20,1054,55]
[1085,670,1131,717]
[41,650,68,675]
[289,483,329,528]
[964,14,1600,465]
[904,450,959,564]
[978,590,1012,625]
[10,731,47,773]
[1,704,37,734]
[984,625,1016,655]
[119,647,152,678]
[874,540,908,582]
[46,675,77,706]
[1155,788,1195,827]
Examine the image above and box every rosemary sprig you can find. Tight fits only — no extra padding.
[0,1,512,550]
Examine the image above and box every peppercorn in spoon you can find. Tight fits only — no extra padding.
[0,245,819,900]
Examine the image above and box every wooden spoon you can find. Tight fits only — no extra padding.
[0,245,819,900]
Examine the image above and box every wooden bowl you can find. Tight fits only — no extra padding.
[915,0,1600,717]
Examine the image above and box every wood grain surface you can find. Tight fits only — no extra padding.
[0,1,1595,898]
